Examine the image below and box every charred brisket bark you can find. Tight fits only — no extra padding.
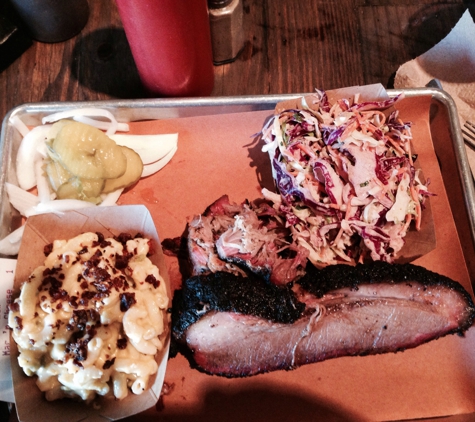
[299,261,474,308]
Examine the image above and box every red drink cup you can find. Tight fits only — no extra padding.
[115,0,215,97]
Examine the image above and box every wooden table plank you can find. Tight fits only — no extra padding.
[213,0,365,95]
[0,0,469,120]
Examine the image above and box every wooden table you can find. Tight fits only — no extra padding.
[1,0,473,421]
[0,0,471,121]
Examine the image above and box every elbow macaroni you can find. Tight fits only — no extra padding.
[8,232,169,402]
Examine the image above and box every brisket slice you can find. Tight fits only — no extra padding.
[173,261,475,378]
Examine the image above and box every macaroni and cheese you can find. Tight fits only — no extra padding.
[8,232,169,402]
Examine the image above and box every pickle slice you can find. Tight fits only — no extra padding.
[52,121,127,179]
[44,159,73,192]
[56,181,80,200]
[81,178,105,199]
[56,178,104,204]
[102,146,144,193]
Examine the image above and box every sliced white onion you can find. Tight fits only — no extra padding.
[23,207,42,218]
[42,108,127,136]
[16,125,52,190]
[74,115,130,133]
[9,115,30,137]
[5,183,40,216]
[109,133,178,165]
[99,188,123,207]
[141,145,177,178]
[32,199,96,215]
[0,226,25,256]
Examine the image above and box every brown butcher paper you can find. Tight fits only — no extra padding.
[116,86,475,422]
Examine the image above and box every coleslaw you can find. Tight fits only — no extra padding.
[261,90,431,266]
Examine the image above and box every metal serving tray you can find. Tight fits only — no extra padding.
[1,88,475,422]
[1,88,474,274]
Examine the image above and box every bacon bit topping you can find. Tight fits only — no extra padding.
[91,267,111,283]
[115,252,131,270]
[41,275,70,302]
[81,290,95,301]
[111,276,125,291]
[115,232,132,246]
[145,274,160,288]
[78,246,88,255]
[117,337,127,349]
[8,302,19,312]
[14,316,23,330]
[92,280,110,293]
[103,358,116,370]
[44,243,53,256]
[43,267,59,276]
[69,296,79,309]
[68,309,100,331]
[120,292,136,312]
[83,249,103,270]
[66,336,90,364]
[78,297,89,307]
[92,232,112,249]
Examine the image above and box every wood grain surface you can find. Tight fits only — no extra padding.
[0,0,471,121]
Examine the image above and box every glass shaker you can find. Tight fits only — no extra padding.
[208,0,244,65]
